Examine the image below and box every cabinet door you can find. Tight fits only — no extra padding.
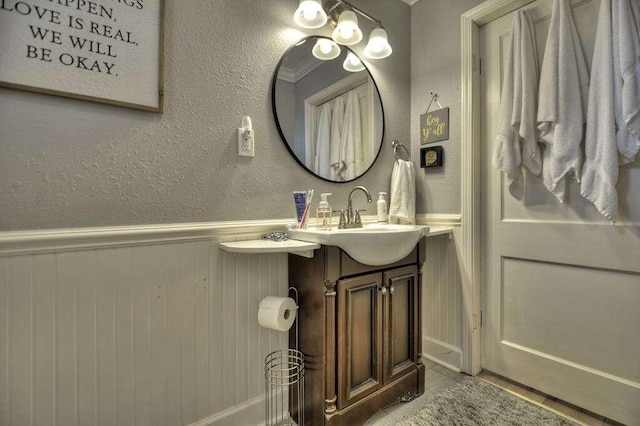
[383,266,419,384]
[337,273,384,409]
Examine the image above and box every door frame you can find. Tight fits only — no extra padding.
[459,0,536,375]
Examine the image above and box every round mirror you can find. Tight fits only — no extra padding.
[272,36,384,182]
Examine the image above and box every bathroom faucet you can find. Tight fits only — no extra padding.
[341,186,372,229]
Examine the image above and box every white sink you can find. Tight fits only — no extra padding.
[286,223,429,266]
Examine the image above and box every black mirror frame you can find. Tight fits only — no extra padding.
[271,35,386,183]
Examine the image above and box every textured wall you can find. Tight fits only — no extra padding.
[0,0,410,231]
[411,0,483,214]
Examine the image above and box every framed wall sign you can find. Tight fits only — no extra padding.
[420,107,449,144]
[420,146,443,168]
[0,0,164,112]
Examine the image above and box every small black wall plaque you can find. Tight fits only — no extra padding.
[420,107,449,144]
[420,146,443,168]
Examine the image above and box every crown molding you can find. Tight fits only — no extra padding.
[277,55,324,83]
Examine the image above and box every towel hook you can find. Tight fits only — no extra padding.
[425,92,444,114]
[392,140,410,161]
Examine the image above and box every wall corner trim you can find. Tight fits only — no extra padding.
[460,0,535,376]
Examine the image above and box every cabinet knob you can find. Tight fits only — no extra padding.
[381,286,387,295]
[390,285,395,294]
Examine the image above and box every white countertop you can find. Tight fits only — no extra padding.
[219,225,453,258]
[219,239,320,257]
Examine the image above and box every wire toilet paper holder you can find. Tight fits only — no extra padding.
[264,287,304,426]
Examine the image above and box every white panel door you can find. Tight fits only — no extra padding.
[480,1,640,424]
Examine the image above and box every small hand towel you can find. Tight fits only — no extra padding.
[581,0,618,223]
[314,103,332,178]
[341,90,363,181]
[389,159,416,224]
[330,96,346,181]
[492,9,541,201]
[537,0,589,202]
[613,0,640,165]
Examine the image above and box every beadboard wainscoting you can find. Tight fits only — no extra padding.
[417,214,464,372]
[0,216,465,425]
[0,221,292,426]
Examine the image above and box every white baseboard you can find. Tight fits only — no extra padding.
[188,394,266,426]
[423,335,463,372]
[189,390,291,426]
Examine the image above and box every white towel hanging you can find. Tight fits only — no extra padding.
[537,0,589,202]
[581,0,618,223]
[389,159,415,224]
[492,9,540,201]
[613,0,640,165]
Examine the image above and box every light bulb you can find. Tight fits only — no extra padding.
[301,7,318,21]
[312,38,341,60]
[370,39,383,53]
[319,40,332,54]
[343,52,365,72]
[332,10,363,45]
[340,26,354,40]
[293,0,327,29]
[363,27,392,59]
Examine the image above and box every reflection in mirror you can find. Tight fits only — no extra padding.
[272,36,384,182]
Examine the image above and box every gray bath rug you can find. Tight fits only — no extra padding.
[382,376,578,425]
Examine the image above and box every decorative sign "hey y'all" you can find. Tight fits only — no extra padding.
[420,107,449,144]
[0,0,164,112]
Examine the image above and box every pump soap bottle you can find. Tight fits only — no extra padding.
[316,193,333,230]
[377,192,388,223]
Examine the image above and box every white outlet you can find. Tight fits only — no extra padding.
[238,128,255,157]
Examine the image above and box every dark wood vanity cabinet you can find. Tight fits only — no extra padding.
[288,238,425,426]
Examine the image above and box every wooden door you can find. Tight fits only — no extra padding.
[383,266,419,384]
[480,1,640,423]
[337,272,384,409]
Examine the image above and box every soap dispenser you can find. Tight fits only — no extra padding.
[316,193,333,230]
[377,192,388,223]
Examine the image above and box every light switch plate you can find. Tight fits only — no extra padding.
[238,128,254,157]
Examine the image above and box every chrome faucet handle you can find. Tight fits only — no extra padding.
[354,209,366,225]
[336,209,347,229]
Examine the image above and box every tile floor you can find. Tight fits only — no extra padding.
[365,359,618,426]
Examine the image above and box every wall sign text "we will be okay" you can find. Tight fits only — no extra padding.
[0,0,164,112]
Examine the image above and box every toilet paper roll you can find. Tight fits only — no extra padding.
[258,296,297,331]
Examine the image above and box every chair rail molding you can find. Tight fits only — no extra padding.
[460,0,535,375]
[0,219,294,256]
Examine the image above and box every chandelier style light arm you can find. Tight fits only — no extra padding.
[331,0,382,27]
[293,0,393,59]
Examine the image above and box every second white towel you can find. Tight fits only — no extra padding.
[537,0,589,203]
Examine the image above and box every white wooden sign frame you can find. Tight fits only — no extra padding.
[0,0,164,112]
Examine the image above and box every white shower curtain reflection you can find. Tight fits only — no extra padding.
[330,95,346,180]
[314,103,333,177]
[341,89,363,180]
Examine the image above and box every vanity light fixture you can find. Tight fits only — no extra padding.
[293,0,328,29]
[292,0,393,59]
[343,52,365,72]
[312,38,341,60]
[363,27,392,59]
[332,10,363,45]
